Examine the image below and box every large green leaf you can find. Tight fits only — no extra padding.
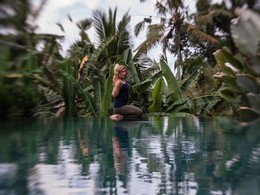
[22,50,39,70]
[147,78,165,112]
[101,65,113,117]
[176,95,221,112]
[122,48,140,83]
[201,84,227,117]
[238,107,260,123]
[160,59,182,102]
[230,9,260,61]
[92,76,102,114]
[133,71,162,94]
[214,49,237,76]
[236,74,260,94]
[180,70,201,91]
[166,97,189,113]
[122,48,132,64]
[221,75,241,92]
[62,61,77,117]
[221,49,243,71]
[220,88,238,103]
[133,78,152,93]
[246,93,260,114]
[230,9,260,74]
[59,70,97,116]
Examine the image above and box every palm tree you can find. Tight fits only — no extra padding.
[195,0,259,55]
[0,0,66,119]
[135,0,219,79]
[59,7,134,117]
[92,7,132,66]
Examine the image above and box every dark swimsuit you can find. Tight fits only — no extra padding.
[113,82,142,120]
[114,83,129,108]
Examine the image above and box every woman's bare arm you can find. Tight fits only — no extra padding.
[112,80,123,98]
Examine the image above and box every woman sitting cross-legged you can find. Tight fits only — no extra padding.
[109,63,142,121]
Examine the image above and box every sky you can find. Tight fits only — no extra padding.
[36,0,197,67]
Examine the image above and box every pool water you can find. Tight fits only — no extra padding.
[0,116,259,195]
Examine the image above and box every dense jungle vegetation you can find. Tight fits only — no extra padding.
[0,0,259,125]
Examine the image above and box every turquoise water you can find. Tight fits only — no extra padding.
[0,116,259,195]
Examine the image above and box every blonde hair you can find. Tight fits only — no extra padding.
[113,63,127,85]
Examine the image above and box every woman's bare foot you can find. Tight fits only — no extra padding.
[110,114,123,121]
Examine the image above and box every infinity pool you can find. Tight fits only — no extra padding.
[0,116,259,195]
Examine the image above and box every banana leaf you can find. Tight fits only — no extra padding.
[176,95,221,112]
[201,84,227,117]
[221,75,242,93]
[180,70,201,91]
[214,49,237,76]
[147,77,165,112]
[160,59,182,102]
[92,75,103,114]
[166,96,189,113]
[61,61,77,117]
[101,65,113,117]
[59,70,97,116]
[133,71,162,94]
[218,48,244,71]
[119,48,140,84]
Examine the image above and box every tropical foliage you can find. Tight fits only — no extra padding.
[0,0,259,126]
[214,8,260,124]
[135,0,220,80]
[0,0,64,118]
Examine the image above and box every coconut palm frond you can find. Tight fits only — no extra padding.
[155,1,167,16]
[56,22,65,32]
[117,10,132,46]
[134,17,152,37]
[133,35,160,58]
[134,23,164,58]
[79,31,91,43]
[68,14,73,22]
[168,0,183,10]
[211,9,233,19]
[92,7,123,47]
[76,19,92,31]
[147,23,165,36]
[88,35,116,67]
[196,8,233,25]
[108,7,117,35]
[195,13,214,25]
[31,0,48,20]
[137,55,159,72]
[188,24,219,44]
[92,10,107,43]
[134,21,146,37]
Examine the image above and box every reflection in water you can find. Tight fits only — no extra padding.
[112,123,129,175]
[0,117,259,194]
[78,129,89,157]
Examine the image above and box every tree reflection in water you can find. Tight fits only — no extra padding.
[0,117,259,194]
